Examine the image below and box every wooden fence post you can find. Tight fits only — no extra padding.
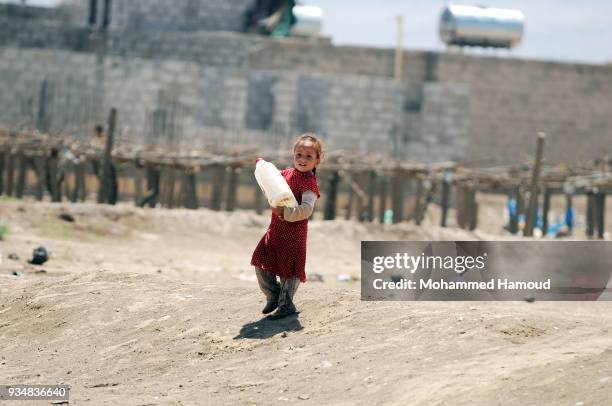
[468,183,478,231]
[47,149,61,202]
[138,164,160,208]
[516,185,525,230]
[210,165,226,211]
[97,107,116,204]
[440,171,451,228]
[181,168,199,210]
[564,192,574,235]
[133,159,145,205]
[162,166,177,209]
[378,175,388,224]
[356,172,367,222]
[367,170,376,222]
[324,170,340,220]
[524,132,546,237]
[391,169,404,224]
[456,183,466,229]
[254,183,264,215]
[596,191,606,239]
[586,190,595,238]
[62,160,72,201]
[226,166,240,212]
[33,155,45,201]
[542,185,551,237]
[413,177,424,225]
[6,150,15,196]
[345,172,355,220]
[71,158,86,202]
[15,151,27,198]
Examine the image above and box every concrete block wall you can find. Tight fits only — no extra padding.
[62,0,252,32]
[317,74,404,154]
[0,47,97,133]
[1,1,612,164]
[196,70,407,155]
[220,73,248,132]
[0,16,92,52]
[198,67,228,129]
[0,15,422,94]
[435,54,612,164]
[413,83,471,163]
[102,56,203,145]
[0,47,203,143]
[0,45,407,155]
[0,3,69,22]
[109,30,259,68]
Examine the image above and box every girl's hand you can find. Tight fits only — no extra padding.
[272,207,284,219]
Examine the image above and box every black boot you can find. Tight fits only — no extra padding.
[267,304,297,320]
[262,300,278,314]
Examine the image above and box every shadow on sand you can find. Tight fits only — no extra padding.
[234,313,303,339]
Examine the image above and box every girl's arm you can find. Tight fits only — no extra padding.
[282,191,317,222]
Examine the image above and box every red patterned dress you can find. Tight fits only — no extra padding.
[251,167,321,283]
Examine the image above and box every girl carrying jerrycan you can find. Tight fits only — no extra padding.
[251,133,323,320]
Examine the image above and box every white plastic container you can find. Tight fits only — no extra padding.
[254,158,298,208]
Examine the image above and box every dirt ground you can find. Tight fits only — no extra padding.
[1,198,611,405]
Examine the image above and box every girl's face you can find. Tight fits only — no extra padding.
[293,141,320,173]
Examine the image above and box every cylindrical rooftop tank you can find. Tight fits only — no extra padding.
[291,5,323,37]
[439,4,524,48]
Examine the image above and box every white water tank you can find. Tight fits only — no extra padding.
[439,4,524,48]
[291,5,323,37]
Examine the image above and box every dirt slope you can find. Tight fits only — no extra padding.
[0,200,611,405]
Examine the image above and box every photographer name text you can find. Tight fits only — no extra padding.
[372,278,551,290]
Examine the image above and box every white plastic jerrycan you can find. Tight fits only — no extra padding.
[254,158,298,208]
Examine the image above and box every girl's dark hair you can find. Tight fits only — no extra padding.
[293,133,324,174]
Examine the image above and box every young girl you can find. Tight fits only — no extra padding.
[251,133,323,320]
